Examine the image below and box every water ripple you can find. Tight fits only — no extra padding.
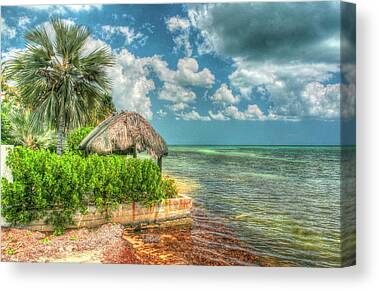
[164,146,356,267]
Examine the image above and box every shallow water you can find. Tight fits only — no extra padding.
[163,145,356,267]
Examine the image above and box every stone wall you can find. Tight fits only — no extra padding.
[9,194,192,232]
[0,145,192,231]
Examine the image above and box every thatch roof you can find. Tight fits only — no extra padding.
[79,112,168,159]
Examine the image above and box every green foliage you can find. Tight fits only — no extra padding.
[161,177,178,199]
[67,126,94,153]
[89,93,116,126]
[4,18,114,154]
[1,65,22,145]
[1,100,13,144]
[8,108,56,150]
[1,147,178,231]
[41,237,50,244]
[6,248,15,256]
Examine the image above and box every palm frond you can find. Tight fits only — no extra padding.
[9,108,56,150]
[5,17,115,140]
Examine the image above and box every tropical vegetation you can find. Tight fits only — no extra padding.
[66,126,94,153]
[4,18,114,155]
[1,147,177,232]
[1,71,20,145]
[1,18,177,233]
[8,108,55,150]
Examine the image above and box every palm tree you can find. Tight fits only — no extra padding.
[9,108,55,150]
[89,93,116,126]
[1,66,20,144]
[1,71,19,101]
[5,18,114,155]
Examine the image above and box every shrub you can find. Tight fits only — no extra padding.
[1,147,178,231]
[66,126,94,153]
[161,177,178,199]
[1,100,12,144]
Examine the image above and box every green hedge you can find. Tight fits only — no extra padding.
[66,126,94,153]
[1,147,177,232]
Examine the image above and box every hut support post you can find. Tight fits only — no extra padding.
[158,156,163,172]
[133,145,137,158]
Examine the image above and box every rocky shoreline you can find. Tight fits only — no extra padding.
[1,176,272,266]
[1,212,271,266]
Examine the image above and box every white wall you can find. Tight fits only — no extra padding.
[1,145,14,182]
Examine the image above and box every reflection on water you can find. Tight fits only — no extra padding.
[162,146,356,267]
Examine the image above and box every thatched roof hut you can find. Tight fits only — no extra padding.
[79,112,168,170]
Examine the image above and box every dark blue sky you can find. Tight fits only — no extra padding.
[1,2,356,145]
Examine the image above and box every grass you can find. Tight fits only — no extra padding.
[41,237,50,244]
[6,248,15,256]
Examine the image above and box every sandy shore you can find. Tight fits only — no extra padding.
[1,223,139,264]
[1,212,270,266]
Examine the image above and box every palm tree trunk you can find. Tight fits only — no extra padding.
[57,117,64,156]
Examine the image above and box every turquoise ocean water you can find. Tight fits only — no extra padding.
[162,145,356,267]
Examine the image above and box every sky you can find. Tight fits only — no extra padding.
[1,2,356,145]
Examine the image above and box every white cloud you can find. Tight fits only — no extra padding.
[65,5,103,12]
[229,61,276,97]
[228,59,341,119]
[144,56,215,112]
[81,35,108,56]
[1,18,16,39]
[166,16,190,31]
[224,105,265,121]
[208,104,287,121]
[25,5,102,14]
[173,33,192,57]
[209,103,294,122]
[176,57,214,87]
[1,47,24,62]
[151,57,215,112]
[101,25,145,46]
[83,36,215,120]
[187,3,352,121]
[152,57,215,88]
[168,102,190,112]
[159,83,196,103]
[176,110,211,121]
[18,16,31,29]
[82,37,155,119]
[24,5,65,14]
[109,48,155,119]
[208,110,230,121]
[166,15,190,32]
[157,109,168,118]
[211,83,240,104]
[301,82,340,118]
[166,16,192,56]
